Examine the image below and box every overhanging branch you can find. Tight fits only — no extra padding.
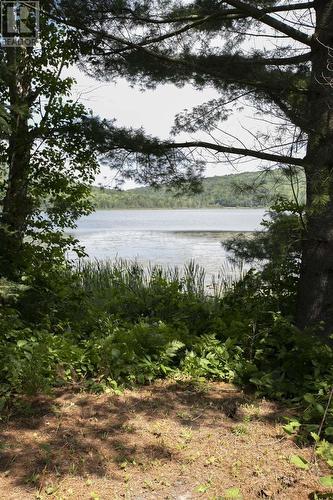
[225,0,312,45]
[162,141,305,166]
[39,2,313,53]
[60,2,315,26]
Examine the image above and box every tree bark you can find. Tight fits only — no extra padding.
[296,0,333,339]
[0,48,33,279]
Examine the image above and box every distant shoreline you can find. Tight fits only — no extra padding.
[91,206,268,212]
[91,170,305,211]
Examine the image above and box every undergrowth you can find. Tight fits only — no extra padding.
[0,258,332,478]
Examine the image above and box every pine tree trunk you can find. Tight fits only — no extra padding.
[296,0,333,339]
[0,48,33,279]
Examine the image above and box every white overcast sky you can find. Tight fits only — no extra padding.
[68,66,266,187]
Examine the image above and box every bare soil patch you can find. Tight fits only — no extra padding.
[0,380,331,499]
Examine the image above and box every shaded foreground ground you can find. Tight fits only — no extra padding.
[0,380,331,500]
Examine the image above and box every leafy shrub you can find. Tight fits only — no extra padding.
[0,309,82,398]
[224,197,304,316]
[181,334,247,382]
[81,320,188,383]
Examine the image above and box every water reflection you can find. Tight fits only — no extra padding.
[70,208,265,278]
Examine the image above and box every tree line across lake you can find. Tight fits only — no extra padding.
[93,170,306,209]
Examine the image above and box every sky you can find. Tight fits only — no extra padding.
[67,66,266,188]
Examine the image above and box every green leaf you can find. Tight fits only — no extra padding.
[195,482,211,493]
[44,484,59,495]
[304,393,316,404]
[319,476,333,487]
[17,340,27,348]
[311,432,320,442]
[283,420,301,435]
[315,404,325,415]
[290,454,309,470]
[224,487,243,499]
[324,427,333,436]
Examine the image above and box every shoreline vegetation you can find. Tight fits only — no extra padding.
[89,207,267,211]
[92,170,306,210]
[1,259,333,498]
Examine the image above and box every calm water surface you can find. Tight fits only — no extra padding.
[71,208,266,276]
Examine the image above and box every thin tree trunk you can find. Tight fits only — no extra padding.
[0,48,33,279]
[296,0,333,339]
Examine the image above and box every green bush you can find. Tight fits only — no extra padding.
[181,334,247,381]
[0,310,82,398]
[81,319,189,383]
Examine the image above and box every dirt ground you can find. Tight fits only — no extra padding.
[0,380,331,500]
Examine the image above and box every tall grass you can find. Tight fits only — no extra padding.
[76,258,245,298]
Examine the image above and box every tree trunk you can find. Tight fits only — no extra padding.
[296,0,333,339]
[0,48,33,280]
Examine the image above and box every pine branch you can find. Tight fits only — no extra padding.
[39,3,313,54]
[43,6,299,86]
[224,0,312,45]
[162,141,305,166]
[251,53,311,65]
[38,7,211,56]
[73,2,315,26]
[108,14,217,56]
[268,93,309,131]
[109,38,311,65]
[110,48,309,98]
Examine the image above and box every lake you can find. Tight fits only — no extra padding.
[71,208,266,278]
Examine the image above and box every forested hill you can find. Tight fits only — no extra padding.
[92,170,306,209]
